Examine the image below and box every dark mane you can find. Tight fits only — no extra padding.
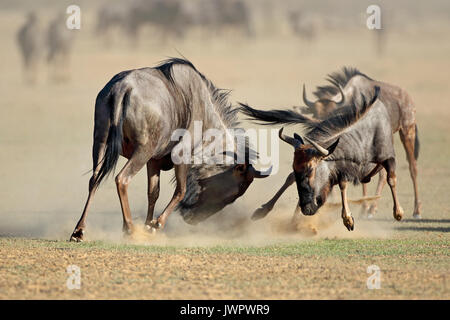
[239,86,380,143]
[156,58,255,213]
[313,66,373,99]
[156,57,238,128]
[306,86,379,142]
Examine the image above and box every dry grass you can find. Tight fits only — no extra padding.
[0,237,448,299]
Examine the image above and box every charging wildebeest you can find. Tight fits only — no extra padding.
[70,58,270,242]
[240,87,406,231]
[300,67,420,218]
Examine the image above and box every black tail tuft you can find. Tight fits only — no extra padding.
[92,124,122,187]
[238,102,316,126]
[414,124,420,160]
[91,89,129,188]
[370,86,380,106]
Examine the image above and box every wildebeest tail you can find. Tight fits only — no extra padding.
[238,102,318,126]
[92,88,130,187]
[414,124,420,160]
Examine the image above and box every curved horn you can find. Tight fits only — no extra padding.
[335,84,346,106]
[303,136,329,156]
[302,84,315,108]
[252,165,273,178]
[279,127,301,148]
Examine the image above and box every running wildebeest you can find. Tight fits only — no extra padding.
[70,58,270,242]
[16,12,42,84]
[240,87,405,231]
[47,13,75,81]
[300,67,420,218]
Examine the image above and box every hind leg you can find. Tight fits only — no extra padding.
[70,138,107,242]
[382,158,404,221]
[360,164,384,218]
[70,175,99,242]
[115,147,152,235]
[144,160,160,231]
[399,126,421,218]
[150,163,187,229]
[360,184,370,217]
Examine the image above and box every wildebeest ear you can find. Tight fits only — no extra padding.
[326,138,340,155]
[293,133,304,145]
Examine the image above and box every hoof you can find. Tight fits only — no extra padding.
[394,207,404,221]
[367,213,374,220]
[251,205,272,221]
[149,219,162,229]
[69,229,84,242]
[412,213,421,220]
[343,216,354,231]
[144,224,157,234]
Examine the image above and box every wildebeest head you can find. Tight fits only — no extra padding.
[279,128,339,215]
[180,140,272,224]
[300,83,346,119]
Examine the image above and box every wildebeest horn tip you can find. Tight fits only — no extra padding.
[303,136,329,156]
[302,83,314,108]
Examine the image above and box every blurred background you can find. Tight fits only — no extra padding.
[0,0,449,240]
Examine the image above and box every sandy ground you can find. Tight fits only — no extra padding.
[0,237,448,299]
[0,1,449,299]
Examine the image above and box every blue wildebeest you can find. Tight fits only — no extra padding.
[301,67,420,218]
[240,87,405,231]
[16,12,42,84]
[70,58,270,242]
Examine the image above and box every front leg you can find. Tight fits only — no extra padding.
[382,158,404,221]
[251,172,295,220]
[339,180,354,231]
[150,164,187,229]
